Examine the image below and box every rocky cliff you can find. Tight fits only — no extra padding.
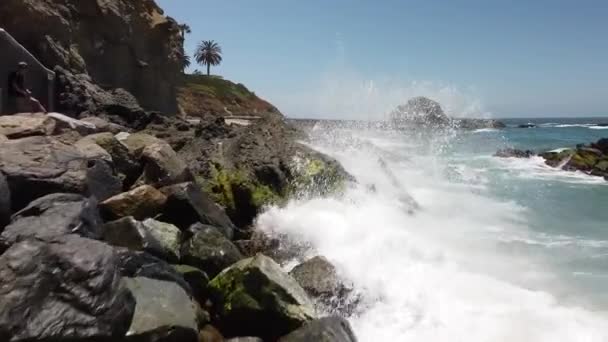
[0,0,183,113]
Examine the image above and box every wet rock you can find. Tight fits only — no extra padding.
[209,254,316,340]
[124,277,199,342]
[0,193,102,252]
[539,149,575,167]
[518,123,537,128]
[142,218,183,263]
[116,248,192,296]
[563,148,601,172]
[226,338,264,342]
[0,173,10,229]
[278,316,358,342]
[289,256,353,310]
[494,148,534,158]
[178,115,352,228]
[100,185,167,220]
[137,141,192,188]
[86,159,123,201]
[0,235,135,341]
[159,182,235,238]
[0,136,88,210]
[0,113,56,139]
[173,264,210,306]
[181,223,243,278]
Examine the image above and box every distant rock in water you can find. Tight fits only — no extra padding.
[518,123,537,128]
[390,96,505,130]
[390,97,451,128]
[456,118,506,130]
[494,148,534,158]
[534,138,608,180]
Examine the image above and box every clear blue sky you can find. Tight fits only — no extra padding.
[158,0,608,118]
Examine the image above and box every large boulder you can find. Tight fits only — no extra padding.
[0,0,183,113]
[0,136,89,210]
[173,264,210,307]
[103,217,180,263]
[120,132,166,156]
[86,159,124,201]
[0,113,56,139]
[137,141,192,188]
[0,235,135,341]
[160,182,236,238]
[0,193,102,252]
[389,97,450,128]
[100,185,167,220]
[124,277,199,342]
[142,218,182,263]
[289,256,353,311]
[278,316,357,342]
[208,254,316,340]
[79,132,141,186]
[181,223,243,278]
[177,115,352,229]
[0,173,10,229]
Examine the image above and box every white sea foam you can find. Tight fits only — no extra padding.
[492,155,607,185]
[589,126,608,130]
[473,128,499,133]
[255,128,608,341]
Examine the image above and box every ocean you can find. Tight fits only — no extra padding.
[255,117,608,341]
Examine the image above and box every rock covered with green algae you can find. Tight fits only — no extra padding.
[208,254,317,340]
[181,223,243,278]
[175,114,354,228]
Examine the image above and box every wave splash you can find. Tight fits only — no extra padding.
[255,127,608,341]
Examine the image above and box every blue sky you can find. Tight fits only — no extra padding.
[158,0,608,118]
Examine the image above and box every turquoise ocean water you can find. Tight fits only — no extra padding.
[450,117,608,309]
[258,116,608,341]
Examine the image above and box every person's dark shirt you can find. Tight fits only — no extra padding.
[7,71,26,98]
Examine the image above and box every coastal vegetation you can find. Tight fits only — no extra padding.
[195,40,223,76]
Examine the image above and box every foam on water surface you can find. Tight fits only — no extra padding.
[255,127,608,342]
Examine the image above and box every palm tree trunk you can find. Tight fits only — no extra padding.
[207,63,210,76]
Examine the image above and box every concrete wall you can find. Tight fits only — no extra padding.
[0,28,54,114]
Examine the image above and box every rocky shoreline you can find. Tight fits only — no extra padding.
[0,113,356,342]
[495,138,608,180]
[0,1,359,341]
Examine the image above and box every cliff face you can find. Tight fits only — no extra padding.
[0,0,183,113]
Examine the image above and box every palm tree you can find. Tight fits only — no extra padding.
[179,24,191,38]
[194,40,222,76]
[181,53,191,72]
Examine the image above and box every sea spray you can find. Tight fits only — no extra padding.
[255,126,608,341]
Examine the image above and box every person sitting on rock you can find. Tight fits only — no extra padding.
[7,62,47,114]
